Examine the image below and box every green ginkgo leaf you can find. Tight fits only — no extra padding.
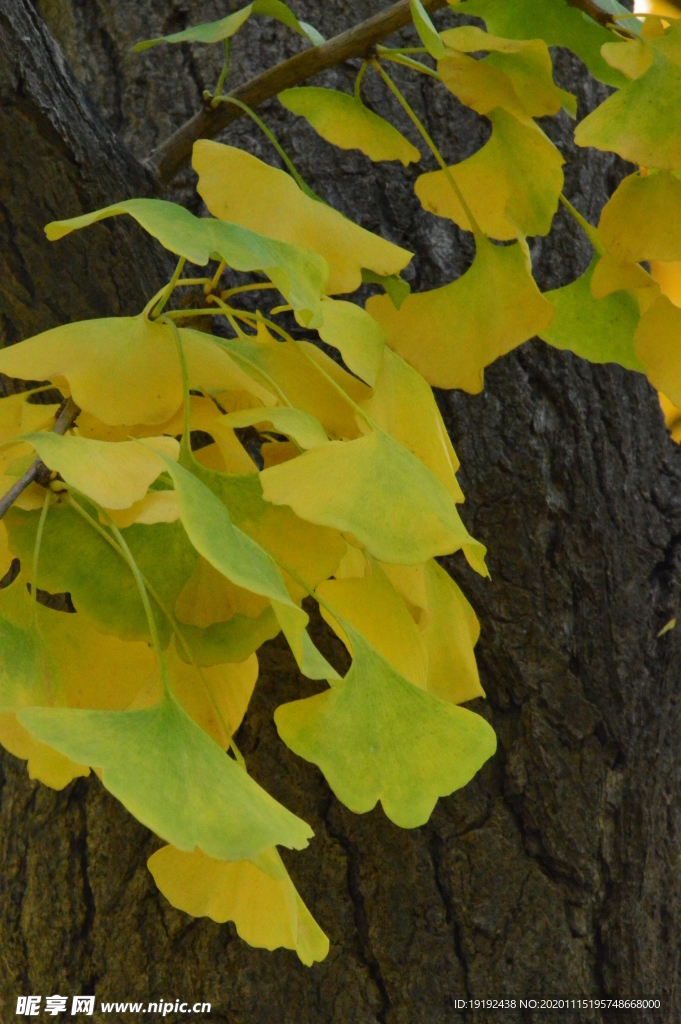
[0,583,43,713]
[575,21,681,170]
[598,170,681,264]
[275,620,496,828]
[174,608,280,668]
[411,0,447,58]
[367,235,554,392]
[279,87,420,166]
[20,688,313,860]
[45,200,327,326]
[218,408,328,450]
[260,429,485,567]
[133,0,321,52]
[539,257,645,371]
[6,504,199,646]
[415,107,564,240]
[449,0,628,88]
[21,433,178,510]
[361,269,411,309]
[155,453,338,680]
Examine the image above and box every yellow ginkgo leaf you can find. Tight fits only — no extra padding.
[419,560,484,705]
[439,27,576,120]
[575,21,681,170]
[0,713,89,790]
[22,433,178,510]
[651,260,681,306]
[314,297,386,386]
[415,107,564,240]
[175,556,270,629]
[147,845,329,965]
[279,87,420,165]
[317,558,429,689]
[168,648,259,748]
[0,317,274,427]
[658,390,681,443]
[104,490,181,529]
[599,171,681,265]
[635,295,681,405]
[360,347,463,503]
[217,407,329,450]
[589,251,657,300]
[601,39,654,81]
[366,235,554,392]
[192,140,413,295]
[0,393,60,444]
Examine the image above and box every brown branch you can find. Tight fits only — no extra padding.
[148,0,449,186]
[567,0,637,28]
[0,397,80,521]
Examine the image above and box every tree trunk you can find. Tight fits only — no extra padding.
[2,1,678,1022]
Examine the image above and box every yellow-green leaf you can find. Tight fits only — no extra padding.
[20,689,313,860]
[275,620,496,828]
[575,22,681,170]
[218,408,328,450]
[367,235,554,392]
[148,845,329,965]
[133,6,252,50]
[315,297,385,386]
[192,141,413,295]
[0,713,89,790]
[415,108,564,240]
[411,0,447,59]
[260,429,484,566]
[46,199,327,325]
[279,87,420,165]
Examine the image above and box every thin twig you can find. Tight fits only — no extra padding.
[567,0,638,32]
[148,0,449,185]
[0,396,80,521]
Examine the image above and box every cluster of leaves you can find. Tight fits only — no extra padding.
[1,0,680,963]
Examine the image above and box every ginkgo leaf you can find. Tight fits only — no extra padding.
[575,21,681,170]
[651,259,681,306]
[0,713,89,790]
[175,556,270,628]
[174,608,280,668]
[46,200,327,325]
[6,504,199,646]
[317,559,429,688]
[361,269,411,309]
[21,433,178,510]
[20,688,313,861]
[635,295,681,405]
[275,619,497,828]
[216,327,369,441]
[360,347,464,503]
[589,251,657,301]
[279,88,420,166]
[539,258,645,371]
[450,0,627,88]
[0,393,60,443]
[104,491,181,529]
[601,38,654,81]
[418,560,484,704]
[438,28,576,120]
[598,171,681,264]
[156,453,338,680]
[260,429,484,566]
[192,141,413,295]
[148,845,329,965]
[314,297,385,386]
[217,407,328,450]
[411,0,447,58]
[366,235,554,392]
[415,108,564,240]
[0,592,43,713]
[0,317,273,427]
[167,647,258,748]
[133,6,253,49]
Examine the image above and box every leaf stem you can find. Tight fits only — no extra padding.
[220,282,278,300]
[30,489,51,627]
[212,96,322,201]
[371,59,482,237]
[151,256,187,319]
[213,39,230,100]
[559,194,605,255]
[376,50,440,78]
[354,60,368,100]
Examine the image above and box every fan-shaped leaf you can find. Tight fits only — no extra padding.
[192,141,412,294]
[218,407,328,450]
[599,171,681,264]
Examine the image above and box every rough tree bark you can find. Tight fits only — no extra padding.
[1,1,679,1022]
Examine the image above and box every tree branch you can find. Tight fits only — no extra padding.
[0,397,80,521]
[148,0,449,186]
[567,0,637,28]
